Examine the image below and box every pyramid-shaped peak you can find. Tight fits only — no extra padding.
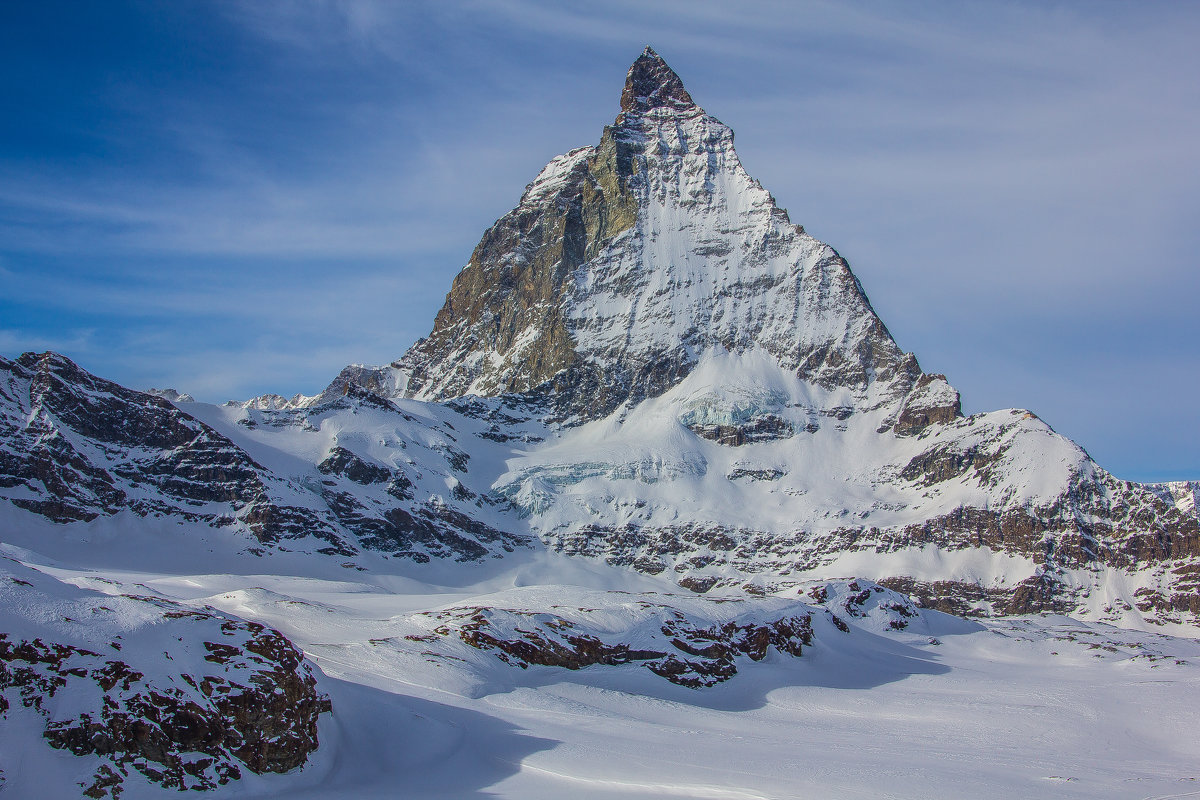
[620,46,695,113]
[392,42,942,425]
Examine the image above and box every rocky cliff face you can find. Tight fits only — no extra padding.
[390,47,956,429]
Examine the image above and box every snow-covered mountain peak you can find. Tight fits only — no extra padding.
[619,46,696,114]
[386,48,957,429]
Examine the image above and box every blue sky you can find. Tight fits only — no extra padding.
[2,1,1197,481]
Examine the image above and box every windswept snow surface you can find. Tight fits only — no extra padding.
[2,521,1198,799]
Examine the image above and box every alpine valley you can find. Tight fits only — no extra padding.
[1,49,1198,799]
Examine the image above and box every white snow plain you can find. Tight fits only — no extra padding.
[2,514,1198,800]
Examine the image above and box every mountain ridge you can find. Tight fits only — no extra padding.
[0,48,1197,633]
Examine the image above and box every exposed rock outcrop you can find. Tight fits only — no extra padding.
[395,579,934,687]
[0,559,330,797]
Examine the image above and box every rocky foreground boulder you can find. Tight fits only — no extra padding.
[0,557,330,797]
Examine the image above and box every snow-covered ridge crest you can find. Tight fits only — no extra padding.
[521,146,596,206]
[0,350,526,562]
[237,363,410,410]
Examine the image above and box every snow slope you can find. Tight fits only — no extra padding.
[2,537,1197,799]
[0,553,328,797]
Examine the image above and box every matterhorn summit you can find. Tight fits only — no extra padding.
[390,47,959,435]
[325,48,1190,625]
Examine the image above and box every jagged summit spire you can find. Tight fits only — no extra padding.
[619,46,695,113]
[390,41,953,427]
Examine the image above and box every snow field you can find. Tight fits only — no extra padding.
[4,536,1198,799]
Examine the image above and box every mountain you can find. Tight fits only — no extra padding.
[1,47,1197,632]
[338,48,1200,627]
[3,45,1200,798]
[0,351,526,562]
[357,48,958,434]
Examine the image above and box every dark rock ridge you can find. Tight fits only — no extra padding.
[398,580,925,688]
[432,605,813,688]
[620,45,696,113]
[543,482,1200,623]
[0,352,525,562]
